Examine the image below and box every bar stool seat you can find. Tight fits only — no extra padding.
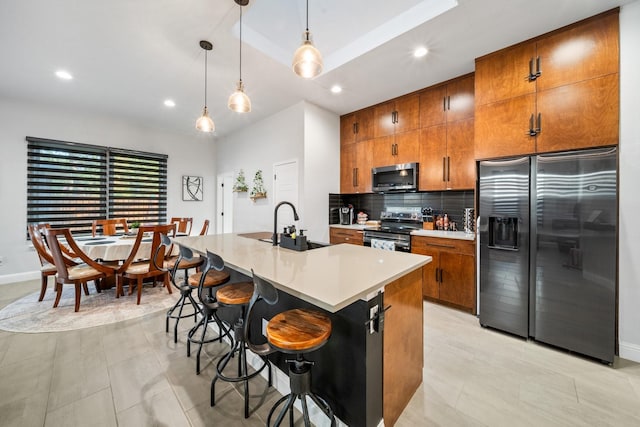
[244,271,336,427]
[211,280,272,418]
[185,251,234,375]
[266,309,332,352]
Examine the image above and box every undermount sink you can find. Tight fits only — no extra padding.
[237,232,328,250]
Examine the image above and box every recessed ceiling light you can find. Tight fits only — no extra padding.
[55,70,73,80]
[164,99,176,107]
[330,85,342,94]
[413,47,428,58]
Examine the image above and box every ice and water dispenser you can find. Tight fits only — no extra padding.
[488,216,519,249]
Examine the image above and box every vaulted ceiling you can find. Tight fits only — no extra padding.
[0,0,631,139]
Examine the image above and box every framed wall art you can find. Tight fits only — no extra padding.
[182,175,203,201]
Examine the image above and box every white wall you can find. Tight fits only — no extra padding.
[618,0,640,363]
[0,97,217,284]
[215,101,340,243]
[303,103,340,243]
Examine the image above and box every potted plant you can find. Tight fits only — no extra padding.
[233,169,248,192]
[129,221,140,234]
[250,170,267,201]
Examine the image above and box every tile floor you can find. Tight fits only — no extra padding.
[1,279,639,426]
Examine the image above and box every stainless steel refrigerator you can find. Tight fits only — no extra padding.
[478,147,617,363]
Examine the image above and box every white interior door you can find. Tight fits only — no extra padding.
[216,173,234,234]
[273,160,299,233]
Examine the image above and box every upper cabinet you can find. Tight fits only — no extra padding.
[419,74,476,191]
[374,94,420,138]
[340,108,374,146]
[475,10,619,159]
[420,74,475,127]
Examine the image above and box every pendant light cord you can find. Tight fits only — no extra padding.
[305,0,310,41]
[239,6,243,82]
[203,50,208,107]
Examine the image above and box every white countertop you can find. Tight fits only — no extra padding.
[411,230,476,241]
[174,233,431,313]
[330,224,475,241]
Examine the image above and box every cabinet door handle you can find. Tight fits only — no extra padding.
[353,123,357,135]
[527,58,535,81]
[442,157,447,181]
[527,114,537,136]
[536,113,542,134]
[395,143,398,155]
[435,269,439,282]
[447,156,451,182]
[535,56,541,78]
[439,268,443,283]
[355,167,359,186]
[427,242,456,249]
[443,96,446,112]
[447,96,451,111]
[353,168,357,187]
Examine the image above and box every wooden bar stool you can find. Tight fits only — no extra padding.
[210,275,272,418]
[186,250,234,375]
[244,270,336,427]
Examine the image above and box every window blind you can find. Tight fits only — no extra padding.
[26,137,167,235]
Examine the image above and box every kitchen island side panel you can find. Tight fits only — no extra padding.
[383,267,424,426]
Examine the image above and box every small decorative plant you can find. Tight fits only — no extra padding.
[233,169,248,192]
[250,169,267,200]
[130,221,140,229]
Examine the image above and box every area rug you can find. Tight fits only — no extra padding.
[0,285,177,333]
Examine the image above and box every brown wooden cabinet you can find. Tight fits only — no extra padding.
[420,74,474,128]
[341,108,374,145]
[329,227,364,245]
[419,74,475,191]
[411,236,475,313]
[372,130,420,168]
[374,94,420,138]
[475,10,619,160]
[340,140,373,193]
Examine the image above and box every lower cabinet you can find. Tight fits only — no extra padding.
[329,227,364,245]
[411,236,475,313]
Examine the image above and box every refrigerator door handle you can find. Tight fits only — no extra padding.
[488,245,519,252]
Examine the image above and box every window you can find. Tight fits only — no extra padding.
[27,137,167,234]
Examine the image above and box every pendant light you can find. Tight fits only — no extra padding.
[292,0,323,79]
[228,1,251,113]
[195,40,215,132]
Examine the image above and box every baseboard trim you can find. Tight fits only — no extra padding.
[0,271,39,286]
[619,340,640,363]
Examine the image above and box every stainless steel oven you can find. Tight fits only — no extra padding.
[363,208,423,252]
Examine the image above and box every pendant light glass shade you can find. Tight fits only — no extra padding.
[196,106,215,132]
[292,30,323,78]
[292,0,322,79]
[228,80,251,113]
[196,40,214,133]
[229,2,251,113]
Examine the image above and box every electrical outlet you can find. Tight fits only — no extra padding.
[369,305,379,334]
[262,318,268,337]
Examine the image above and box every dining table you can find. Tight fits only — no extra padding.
[75,232,186,262]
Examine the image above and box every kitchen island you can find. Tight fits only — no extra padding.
[174,233,430,427]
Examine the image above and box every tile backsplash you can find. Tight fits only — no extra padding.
[329,191,475,226]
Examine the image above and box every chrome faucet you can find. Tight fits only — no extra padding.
[272,201,299,246]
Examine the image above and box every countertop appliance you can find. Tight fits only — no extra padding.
[340,206,354,225]
[371,163,418,193]
[363,208,422,252]
[478,147,617,363]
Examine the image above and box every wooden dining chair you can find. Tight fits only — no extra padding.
[116,223,177,305]
[198,219,210,236]
[170,217,193,235]
[43,228,117,312]
[92,218,129,237]
[164,219,209,276]
[28,224,76,302]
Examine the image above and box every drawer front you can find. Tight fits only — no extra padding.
[330,228,364,245]
[411,236,474,255]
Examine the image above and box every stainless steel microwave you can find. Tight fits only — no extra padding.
[371,163,419,193]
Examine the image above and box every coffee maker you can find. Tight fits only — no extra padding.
[340,205,354,225]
